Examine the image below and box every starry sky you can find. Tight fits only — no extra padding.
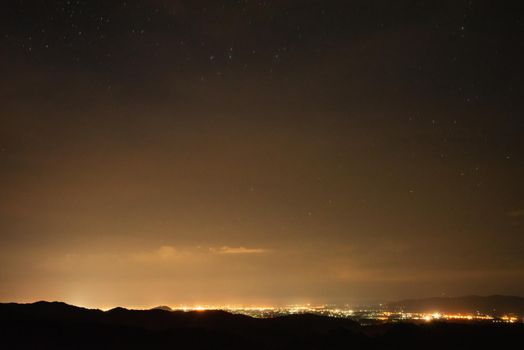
[1,0,523,308]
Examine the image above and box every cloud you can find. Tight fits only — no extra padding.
[38,245,270,275]
[132,245,190,263]
[210,246,270,255]
[507,209,524,217]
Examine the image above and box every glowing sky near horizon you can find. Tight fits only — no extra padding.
[1,0,523,308]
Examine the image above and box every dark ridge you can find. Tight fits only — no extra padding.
[1,301,523,350]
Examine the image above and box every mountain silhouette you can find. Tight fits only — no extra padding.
[151,305,173,312]
[1,301,523,349]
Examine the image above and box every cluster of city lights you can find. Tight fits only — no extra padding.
[165,304,522,324]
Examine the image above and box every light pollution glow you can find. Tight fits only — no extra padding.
[1,0,524,308]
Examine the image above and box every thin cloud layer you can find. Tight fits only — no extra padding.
[211,246,271,255]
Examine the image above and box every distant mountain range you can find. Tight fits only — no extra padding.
[0,301,361,332]
[385,295,524,316]
[1,299,523,349]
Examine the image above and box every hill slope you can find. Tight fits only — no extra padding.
[1,301,523,349]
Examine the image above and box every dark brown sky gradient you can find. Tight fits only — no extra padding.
[1,0,524,308]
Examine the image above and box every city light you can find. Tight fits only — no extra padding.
[161,304,521,324]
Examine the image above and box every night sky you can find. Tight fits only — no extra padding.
[1,0,523,308]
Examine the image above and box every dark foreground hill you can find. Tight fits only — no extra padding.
[1,301,523,349]
[386,295,524,316]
